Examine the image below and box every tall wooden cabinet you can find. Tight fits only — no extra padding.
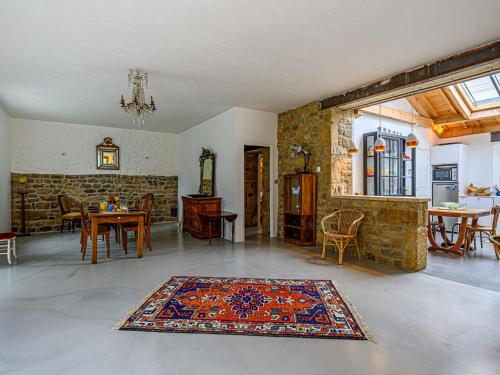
[182,196,221,239]
[283,173,317,246]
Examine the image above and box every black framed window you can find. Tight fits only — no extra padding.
[363,131,416,196]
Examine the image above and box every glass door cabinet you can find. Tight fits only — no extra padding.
[363,131,416,196]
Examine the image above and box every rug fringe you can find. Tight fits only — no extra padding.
[111,278,169,332]
[330,279,376,343]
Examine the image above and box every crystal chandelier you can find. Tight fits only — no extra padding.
[120,69,157,126]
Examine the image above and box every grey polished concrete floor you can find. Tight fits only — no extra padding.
[1,224,500,375]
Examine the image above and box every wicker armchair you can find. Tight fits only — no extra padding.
[321,209,364,265]
[489,235,500,260]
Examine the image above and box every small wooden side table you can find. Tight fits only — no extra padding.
[201,211,238,244]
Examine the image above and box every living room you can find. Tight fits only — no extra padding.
[1,1,500,374]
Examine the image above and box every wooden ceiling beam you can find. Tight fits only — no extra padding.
[441,123,500,138]
[360,105,433,127]
[442,86,471,119]
[320,40,500,110]
[406,96,430,118]
[415,94,440,118]
[433,107,500,126]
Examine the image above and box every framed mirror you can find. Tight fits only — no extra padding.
[96,137,120,170]
[198,147,215,196]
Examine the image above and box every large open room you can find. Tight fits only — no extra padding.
[1,1,500,374]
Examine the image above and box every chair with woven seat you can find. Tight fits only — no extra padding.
[79,204,110,261]
[467,206,500,249]
[58,195,80,233]
[121,199,153,253]
[321,209,364,265]
[0,232,17,265]
[490,235,500,260]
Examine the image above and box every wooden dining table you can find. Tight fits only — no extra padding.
[427,207,490,256]
[89,210,145,264]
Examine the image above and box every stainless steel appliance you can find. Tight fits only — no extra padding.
[432,165,458,181]
[432,181,459,228]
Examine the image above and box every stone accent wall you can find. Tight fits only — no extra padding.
[277,101,352,242]
[326,196,429,271]
[10,173,178,233]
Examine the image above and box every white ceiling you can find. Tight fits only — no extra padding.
[0,0,499,133]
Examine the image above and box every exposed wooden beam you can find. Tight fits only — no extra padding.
[360,105,433,127]
[433,115,467,126]
[415,94,440,118]
[406,96,430,118]
[441,123,500,138]
[320,40,500,110]
[433,107,500,126]
[442,86,471,119]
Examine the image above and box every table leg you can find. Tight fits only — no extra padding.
[137,216,144,258]
[231,219,235,243]
[91,218,98,264]
[464,218,478,252]
[222,218,225,241]
[428,215,468,256]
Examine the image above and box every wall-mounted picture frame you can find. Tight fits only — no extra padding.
[96,137,119,170]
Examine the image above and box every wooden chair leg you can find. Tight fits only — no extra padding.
[338,239,346,265]
[354,237,361,260]
[61,220,65,233]
[321,236,327,258]
[146,228,152,251]
[122,230,128,254]
[81,235,88,261]
[106,232,110,258]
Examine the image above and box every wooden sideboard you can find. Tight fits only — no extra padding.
[182,195,221,239]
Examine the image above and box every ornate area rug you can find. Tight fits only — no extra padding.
[117,276,369,340]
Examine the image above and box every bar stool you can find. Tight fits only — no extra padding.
[0,232,17,265]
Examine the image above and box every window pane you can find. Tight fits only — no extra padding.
[463,76,500,103]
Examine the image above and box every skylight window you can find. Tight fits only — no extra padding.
[462,73,500,104]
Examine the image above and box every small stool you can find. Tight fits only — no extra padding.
[0,232,17,265]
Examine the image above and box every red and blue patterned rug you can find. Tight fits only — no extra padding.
[117,276,369,340]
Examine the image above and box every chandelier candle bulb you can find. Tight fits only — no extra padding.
[120,69,157,126]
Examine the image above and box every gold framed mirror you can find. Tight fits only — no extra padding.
[198,147,215,196]
[96,137,119,170]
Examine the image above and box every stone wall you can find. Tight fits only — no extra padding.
[326,196,429,271]
[277,101,352,242]
[10,173,178,233]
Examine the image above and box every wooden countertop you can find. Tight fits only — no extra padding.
[331,195,431,203]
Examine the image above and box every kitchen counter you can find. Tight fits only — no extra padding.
[337,194,430,203]
[325,194,429,271]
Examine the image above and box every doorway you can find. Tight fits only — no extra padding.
[244,145,270,237]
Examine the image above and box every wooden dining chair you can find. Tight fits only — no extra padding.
[121,199,153,254]
[79,203,110,261]
[321,209,364,265]
[467,206,500,248]
[58,195,80,233]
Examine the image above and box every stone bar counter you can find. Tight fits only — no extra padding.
[326,195,430,271]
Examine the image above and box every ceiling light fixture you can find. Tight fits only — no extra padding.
[120,69,157,127]
[406,107,420,148]
[374,105,386,152]
[347,111,359,156]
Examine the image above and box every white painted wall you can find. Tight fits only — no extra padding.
[178,107,278,242]
[234,108,278,239]
[352,99,439,197]
[438,133,495,188]
[0,106,11,231]
[10,119,178,176]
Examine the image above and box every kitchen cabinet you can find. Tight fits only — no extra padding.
[363,131,415,196]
